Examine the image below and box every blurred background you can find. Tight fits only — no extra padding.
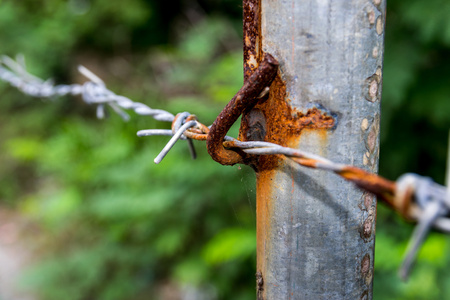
[0,0,449,299]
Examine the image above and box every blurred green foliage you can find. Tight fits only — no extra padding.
[376,1,450,299]
[0,0,449,299]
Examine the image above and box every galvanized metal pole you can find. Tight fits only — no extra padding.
[241,1,386,299]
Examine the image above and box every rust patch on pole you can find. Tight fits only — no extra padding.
[240,75,336,170]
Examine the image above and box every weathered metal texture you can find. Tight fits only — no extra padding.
[254,0,386,299]
[207,53,278,166]
[243,0,262,81]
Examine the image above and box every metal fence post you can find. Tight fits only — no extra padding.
[241,1,386,299]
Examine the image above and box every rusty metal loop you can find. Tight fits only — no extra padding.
[206,53,279,165]
[172,112,191,134]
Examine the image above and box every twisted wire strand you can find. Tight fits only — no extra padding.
[1,55,447,223]
[2,54,449,280]
[0,55,174,122]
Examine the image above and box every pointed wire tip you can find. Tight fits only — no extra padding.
[77,65,104,85]
[398,266,410,282]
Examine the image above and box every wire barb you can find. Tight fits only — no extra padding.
[2,53,450,280]
[0,55,175,123]
[154,120,197,164]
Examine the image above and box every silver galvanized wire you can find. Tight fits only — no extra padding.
[0,55,175,122]
[1,54,450,281]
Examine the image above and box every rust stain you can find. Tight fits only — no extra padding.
[362,217,372,239]
[256,164,275,298]
[363,193,374,210]
[360,207,376,241]
[361,254,374,286]
[240,75,336,171]
[243,0,261,81]
[365,114,380,155]
[361,254,371,274]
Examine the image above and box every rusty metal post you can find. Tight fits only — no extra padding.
[241,0,386,299]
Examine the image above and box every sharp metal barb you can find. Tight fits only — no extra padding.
[0,54,175,125]
[96,104,106,119]
[154,120,197,164]
[108,102,130,121]
[187,139,197,160]
[399,201,443,280]
[137,129,176,138]
[78,65,104,85]
[4,53,450,281]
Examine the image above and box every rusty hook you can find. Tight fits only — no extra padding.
[206,53,279,165]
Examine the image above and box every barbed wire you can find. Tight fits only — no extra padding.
[1,54,449,280]
[0,54,174,122]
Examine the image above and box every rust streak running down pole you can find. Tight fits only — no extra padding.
[241,0,387,299]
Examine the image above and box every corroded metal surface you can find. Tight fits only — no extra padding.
[254,0,386,299]
[206,53,278,166]
[243,0,261,81]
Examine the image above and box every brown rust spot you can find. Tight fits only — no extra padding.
[367,128,377,154]
[240,75,336,171]
[363,217,372,238]
[360,207,376,241]
[361,254,371,274]
[365,113,380,155]
[244,0,261,81]
[363,193,374,209]
[245,34,251,47]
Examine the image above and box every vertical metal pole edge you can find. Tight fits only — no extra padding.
[254,1,386,299]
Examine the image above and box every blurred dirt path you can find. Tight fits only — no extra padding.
[0,207,35,300]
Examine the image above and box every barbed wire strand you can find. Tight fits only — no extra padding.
[1,54,449,280]
[0,55,175,122]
